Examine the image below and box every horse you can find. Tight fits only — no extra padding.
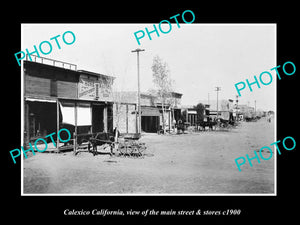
[176,120,185,134]
[88,132,113,156]
[198,120,217,131]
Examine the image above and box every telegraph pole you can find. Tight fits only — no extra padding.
[208,93,210,105]
[215,87,221,118]
[236,95,239,120]
[131,48,145,134]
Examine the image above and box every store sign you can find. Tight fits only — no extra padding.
[78,78,95,99]
[78,78,112,101]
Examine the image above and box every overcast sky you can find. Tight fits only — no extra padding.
[22,23,276,111]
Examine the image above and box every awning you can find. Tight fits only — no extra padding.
[25,97,56,103]
[141,107,160,116]
[59,102,75,125]
[188,110,197,114]
[77,103,92,126]
[59,102,92,126]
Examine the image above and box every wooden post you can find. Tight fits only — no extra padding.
[74,102,77,155]
[56,99,60,153]
[103,106,108,132]
[186,109,188,123]
[90,103,93,134]
[168,109,171,132]
[126,104,128,133]
[25,101,30,146]
[135,104,138,134]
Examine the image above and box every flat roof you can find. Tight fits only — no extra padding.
[24,55,77,71]
[24,59,115,81]
[78,70,115,79]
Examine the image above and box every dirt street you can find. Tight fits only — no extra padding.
[23,118,275,194]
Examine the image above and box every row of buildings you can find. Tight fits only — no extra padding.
[23,57,262,150]
[23,57,183,150]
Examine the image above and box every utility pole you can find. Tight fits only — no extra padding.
[215,87,221,118]
[236,95,239,120]
[208,93,210,105]
[131,48,145,134]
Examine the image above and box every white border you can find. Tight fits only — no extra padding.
[21,24,24,195]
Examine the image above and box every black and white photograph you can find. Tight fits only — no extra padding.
[21,23,276,195]
[4,4,298,224]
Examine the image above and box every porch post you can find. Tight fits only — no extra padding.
[24,101,30,147]
[186,109,188,123]
[74,102,77,154]
[103,106,108,132]
[56,99,60,153]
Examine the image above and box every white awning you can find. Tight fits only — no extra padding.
[59,102,92,126]
[59,102,75,125]
[188,110,197,114]
[77,103,91,126]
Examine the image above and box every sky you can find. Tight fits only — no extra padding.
[22,23,276,111]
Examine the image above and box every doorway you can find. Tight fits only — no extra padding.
[92,104,104,133]
[141,116,159,133]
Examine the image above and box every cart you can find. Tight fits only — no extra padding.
[117,133,146,157]
[88,132,146,157]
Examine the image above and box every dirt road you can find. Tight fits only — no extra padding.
[23,118,275,194]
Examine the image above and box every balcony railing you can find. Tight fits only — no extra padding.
[25,54,77,71]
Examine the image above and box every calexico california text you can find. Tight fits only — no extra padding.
[63,208,241,216]
[64,209,124,216]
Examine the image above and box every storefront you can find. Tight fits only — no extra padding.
[141,106,160,133]
[23,59,114,151]
[24,97,57,145]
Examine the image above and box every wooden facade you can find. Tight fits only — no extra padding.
[112,91,183,133]
[23,59,115,151]
[24,61,78,99]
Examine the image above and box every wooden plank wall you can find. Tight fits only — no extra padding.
[113,103,137,134]
[57,80,77,98]
[24,61,78,99]
[25,75,51,96]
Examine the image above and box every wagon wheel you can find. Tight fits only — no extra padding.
[138,143,146,155]
[119,141,131,156]
[135,141,146,157]
[130,144,140,157]
[118,142,127,156]
[126,144,134,156]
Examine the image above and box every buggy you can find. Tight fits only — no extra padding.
[87,132,146,158]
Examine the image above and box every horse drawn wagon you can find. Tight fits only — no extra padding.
[87,131,146,158]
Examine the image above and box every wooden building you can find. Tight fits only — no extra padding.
[181,106,197,126]
[23,58,114,151]
[113,91,183,133]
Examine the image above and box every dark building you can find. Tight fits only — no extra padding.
[23,58,114,151]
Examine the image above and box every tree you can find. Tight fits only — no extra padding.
[151,55,173,134]
[194,103,205,123]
